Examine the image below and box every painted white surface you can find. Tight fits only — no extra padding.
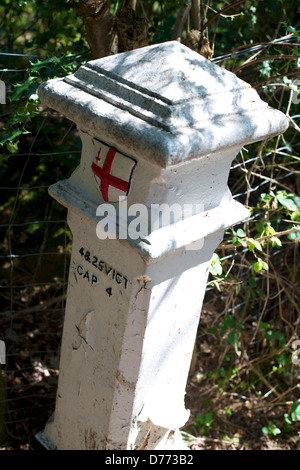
[38,41,289,450]
[39,41,288,166]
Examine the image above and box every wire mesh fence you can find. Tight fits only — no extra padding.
[0,148,73,448]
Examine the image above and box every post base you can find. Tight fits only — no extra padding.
[30,431,56,450]
[31,426,188,450]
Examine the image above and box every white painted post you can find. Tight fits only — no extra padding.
[36,41,288,450]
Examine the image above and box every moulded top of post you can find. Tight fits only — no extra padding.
[38,41,289,166]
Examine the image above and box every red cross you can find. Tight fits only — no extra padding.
[91,147,129,202]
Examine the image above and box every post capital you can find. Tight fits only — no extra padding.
[39,40,288,167]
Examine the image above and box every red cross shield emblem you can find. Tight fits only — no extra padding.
[91,143,136,202]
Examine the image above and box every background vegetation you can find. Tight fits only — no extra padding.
[0,0,299,450]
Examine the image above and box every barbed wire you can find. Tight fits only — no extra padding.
[0,33,297,73]
[212,33,297,63]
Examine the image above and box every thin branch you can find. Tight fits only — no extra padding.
[221,227,300,253]
[252,366,281,398]
[221,34,296,55]
[200,0,249,33]
[245,170,296,194]
[233,54,297,74]
[253,70,300,88]
[267,384,300,405]
[213,35,297,64]
[172,0,192,41]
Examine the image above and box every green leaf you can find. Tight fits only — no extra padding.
[270,236,282,247]
[236,228,246,238]
[275,191,298,211]
[0,128,30,146]
[227,330,238,345]
[288,230,300,241]
[257,288,265,298]
[262,422,281,436]
[0,129,21,146]
[284,413,292,425]
[25,223,41,234]
[232,236,247,247]
[261,260,268,271]
[262,426,269,435]
[253,258,268,272]
[232,236,239,246]
[265,224,275,236]
[286,25,297,33]
[291,400,300,421]
[221,315,236,330]
[291,211,300,222]
[260,193,271,205]
[210,253,222,276]
[293,196,300,209]
[6,141,19,153]
[207,327,218,334]
[269,422,281,436]
[248,238,262,251]
[210,280,222,291]
[10,76,38,102]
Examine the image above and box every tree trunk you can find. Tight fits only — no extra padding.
[115,7,148,53]
[172,0,192,41]
[84,8,116,58]
[73,0,116,59]
[191,0,201,30]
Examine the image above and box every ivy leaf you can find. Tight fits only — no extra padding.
[275,191,298,211]
[10,76,38,102]
[6,141,19,153]
[0,128,30,146]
